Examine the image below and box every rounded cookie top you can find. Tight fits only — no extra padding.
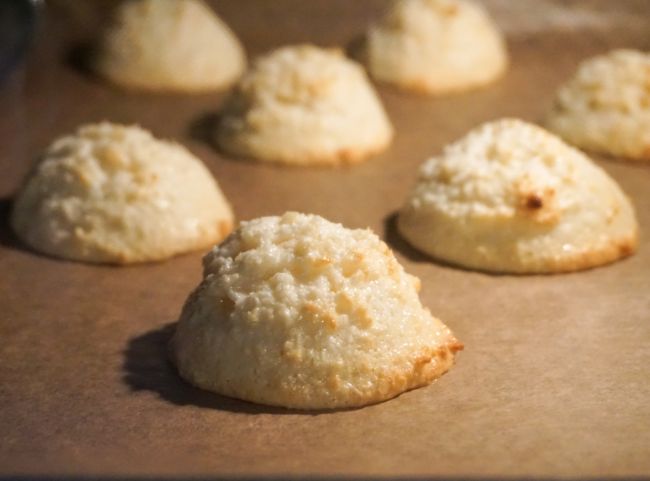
[546,49,650,162]
[216,45,393,166]
[11,122,234,264]
[398,119,638,273]
[172,212,461,409]
[93,0,245,92]
[363,0,507,94]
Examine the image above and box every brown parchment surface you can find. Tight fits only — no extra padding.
[1,1,649,478]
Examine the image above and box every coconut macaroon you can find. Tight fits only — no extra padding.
[11,123,234,264]
[93,0,245,92]
[546,49,650,162]
[172,212,462,409]
[398,119,638,274]
[362,0,508,95]
[215,45,394,166]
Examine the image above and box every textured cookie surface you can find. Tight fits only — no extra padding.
[172,212,462,409]
[216,45,393,165]
[363,0,507,94]
[398,119,638,273]
[546,49,650,162]
[11,123,234,264]
[94,0,245,92]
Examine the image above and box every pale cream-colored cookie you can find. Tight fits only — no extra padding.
[216,45,394,166]
[398,119,638,273]
[546,49,650,162]
[362,0,508,95]
[172,212,462,409]
[11,122,234,264]
[93,0,245,92]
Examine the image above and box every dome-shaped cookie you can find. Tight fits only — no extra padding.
[93,0,245,92]
[362,0,507,94]
[546,49,650,162]
[172,212,462,409]
[216,45,394,166]
[11,122,234,264]
[398,119,638,273]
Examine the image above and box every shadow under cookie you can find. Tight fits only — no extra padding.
[122,322,330,415]
[383,211,431,264]
[0,195,51,259]
[187,111,221,151]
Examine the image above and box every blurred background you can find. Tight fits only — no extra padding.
[0,0,37,85]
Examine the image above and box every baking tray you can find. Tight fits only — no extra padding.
[1,0,649,478]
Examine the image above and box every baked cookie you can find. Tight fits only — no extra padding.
[172,212,462,409]
[546,49,650,162]
[11,122,234,264]
[93,0,245,92]
[216,45,394,166]
[398,119,638,273]
[362,0,507,95]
